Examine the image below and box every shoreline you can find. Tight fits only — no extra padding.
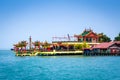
[14,50,120,56]
[15,51,83,56]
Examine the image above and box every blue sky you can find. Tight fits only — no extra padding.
[0,0,120,49]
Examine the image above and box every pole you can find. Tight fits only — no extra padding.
[29,36,32,52]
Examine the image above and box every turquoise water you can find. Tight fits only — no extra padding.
[0,50,120,80]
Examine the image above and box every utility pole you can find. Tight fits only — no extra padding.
[29,36,32,52]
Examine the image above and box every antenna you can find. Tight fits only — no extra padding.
[67,34,70,41]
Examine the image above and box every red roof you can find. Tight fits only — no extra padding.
[93,42,114,49]
[113,41,120,44]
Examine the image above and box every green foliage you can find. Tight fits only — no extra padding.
[74,44,82,50]
[82,42,90,49]
[74,42,90,50]
[98,33,111,42]
[114,33,120,41]
[16,41,27,48]
[20,41,27,47]
[42,41,50,48]
[34,41,40,46]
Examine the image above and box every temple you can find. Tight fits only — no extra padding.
[74,29,99,43]
[52,29,100,50]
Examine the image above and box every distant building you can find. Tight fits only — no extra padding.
[74,29,99,43]
[52,29,100,51]
[84,41,120,55]
[92,41,120,54]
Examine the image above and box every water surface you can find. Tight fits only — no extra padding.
[0,50,120,80]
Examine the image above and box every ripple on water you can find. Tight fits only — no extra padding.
[0,51,120,80]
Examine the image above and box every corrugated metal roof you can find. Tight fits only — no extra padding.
[114,41,120,44]
[93,42,114,49]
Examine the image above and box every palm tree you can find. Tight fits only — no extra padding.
[13,42,22,54]
[13,44,20,52]
[33,41,41,51]
[42,41,50,51]
[20,41,28,53]
[13,41,28,54]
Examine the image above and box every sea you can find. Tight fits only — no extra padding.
[0,50,120,80]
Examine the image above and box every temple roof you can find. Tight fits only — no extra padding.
[79,29,95,37]
[74,29,99,38]
[81,31,90,36]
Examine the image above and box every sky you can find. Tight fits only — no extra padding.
[0,0,120,49]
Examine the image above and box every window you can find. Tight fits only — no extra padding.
[86,38,88,42]
[90,38,92,42]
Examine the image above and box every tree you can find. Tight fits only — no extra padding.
[33,41,41,51]
[14,44,20,52]
[74,42,90,50]
[74,44,82,50]
[42,41,51,51]
[14,41,28,53]
[98,33,111,42]
[114,33,120,41]
[82,42,90,49]
[19,41,28,53]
